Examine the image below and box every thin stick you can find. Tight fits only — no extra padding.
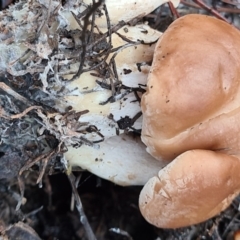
[193,0,231,23]
[168,1,180,18]
[72,0,104,80]
[67,172,97,240]
[0,82,30,105]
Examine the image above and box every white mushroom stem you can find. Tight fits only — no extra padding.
[62,24,164,185]
[83,0,180,27]
[61,24,162,138]
[62,0,180,30]
[66,133,166,186]
[57,0,179,185]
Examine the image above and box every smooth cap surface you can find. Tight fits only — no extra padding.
[141,14,240,161]
[140,14,240,228]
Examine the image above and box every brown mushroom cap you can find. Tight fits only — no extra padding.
[140,14,240,228]
[141,14,240,161]
[139,150,240,228]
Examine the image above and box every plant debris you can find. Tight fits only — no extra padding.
[1,0,240,239]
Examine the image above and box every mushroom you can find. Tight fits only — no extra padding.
[4,0,240,229]
[63,23,166,186]
[3,0,240,231]
[83,0,180,27]
[62,0,180,185]
[139,14,240,228]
